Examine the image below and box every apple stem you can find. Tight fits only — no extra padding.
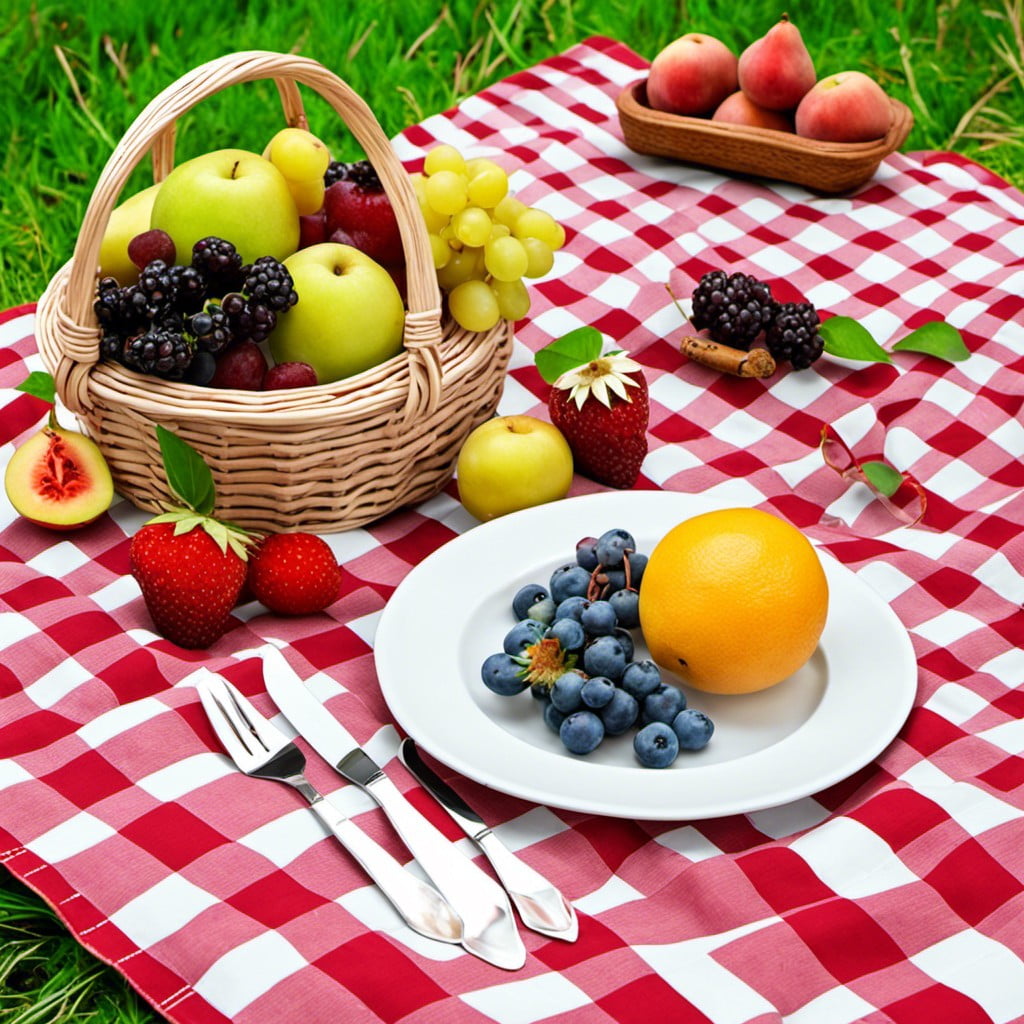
[231,160,240,180]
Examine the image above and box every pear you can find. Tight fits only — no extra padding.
[737,15,816,111]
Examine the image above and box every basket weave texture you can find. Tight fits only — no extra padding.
[36,51,513,533]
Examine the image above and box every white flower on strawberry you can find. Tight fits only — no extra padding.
[554,351,644,410]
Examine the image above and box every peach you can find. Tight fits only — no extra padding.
[712,91,794,132]
[646,33,739,117]
[795,71,893,143]
[738,15,816,111]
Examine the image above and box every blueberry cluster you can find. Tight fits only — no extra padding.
[480,527,714,769]
[94,237,297,383]
[690,268,824,369]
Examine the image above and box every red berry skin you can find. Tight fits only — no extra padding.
[247,532,341,615]
[129,522,246,649]
[264,362,318,390]
[323,180,403,267]
[209,342,268,390]
[298,211,328,249]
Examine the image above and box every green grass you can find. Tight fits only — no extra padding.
[1,1,1022,1020]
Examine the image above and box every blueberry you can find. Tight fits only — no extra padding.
[642,683,686,724]
[575,536,600,572]
[550,671,586,713]
[595,528,636,568]
[581,675,616,709]
[634,722,679,768]
[503,618,545,655]
[545,617,586,653]
[613,627,635,662]
[554,595,589,622]
[580,599,617,636]
[549,563,592,604]
[560,710,605,755]
[600,688,639,736]
[583,634,628,681]
[543,700,566,734]
[608,588,640,629]
[672,708,715,751]
[526,596,556,625]
[621,659,662,700]
[625,552,648,590]
[481,652,528,696]
[512,583,549,621]
[593,567,626,597]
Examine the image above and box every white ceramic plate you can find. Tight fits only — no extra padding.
[375,491,918,820]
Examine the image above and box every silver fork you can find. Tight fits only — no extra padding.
[194,670,463,946]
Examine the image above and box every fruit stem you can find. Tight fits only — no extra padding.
[680,336,777,378]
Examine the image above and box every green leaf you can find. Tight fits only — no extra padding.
[156,425,216,515]
[892,322,970,362]
[820,316,893,363]
[535,326,604,384]
[861,460,904,497]
[16,371,56,405]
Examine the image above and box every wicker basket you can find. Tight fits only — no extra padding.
[35,51,513,533]
[617,80,914,194]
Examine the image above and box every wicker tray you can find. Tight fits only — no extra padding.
[617,80,914,194]
[35,51,513,533]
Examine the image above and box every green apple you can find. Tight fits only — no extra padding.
[270,243,405,383]
[98,183,162,285]
[456,415,574,522]
[149,149,299,265]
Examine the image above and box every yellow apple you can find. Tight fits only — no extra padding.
[269,243,405,383]
[149,149,299,265]
[456,415,574,522]
[98,183,162,285]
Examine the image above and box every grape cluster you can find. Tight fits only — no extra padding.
[690,269,824,369]
[413,144,566,333]
[480,528,714,768]
[94,236,297,384]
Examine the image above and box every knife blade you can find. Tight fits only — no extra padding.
[259,646,525,971]
[399,738,578,941]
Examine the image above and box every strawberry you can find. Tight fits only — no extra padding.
[247,532,341,615]
[547,350,649,489]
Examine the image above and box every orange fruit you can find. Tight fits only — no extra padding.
[638,507,828,695]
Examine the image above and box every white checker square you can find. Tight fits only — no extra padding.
[590,274,639,309]
[239,806,325,867]
[698,217,747,244]
[790,817,918,899]
[26,540,91,577]
[913,608,982,647]
[947,204,1003,233]
[911,929,1024,1024]
[492,806,569,852]
[848,203,904,231]
[90,574,143,612]
[877,523,961,559]
[110,873,219,948]
[805,280,852,309]
[831,404,879,446]
[529,305,587,342]
[859,306,904,346]
[573,874,644,916]
[77,696,167,749]
[900,279,947,310]
[737,197,786,224]
[641,297,687,341]
[748,798,830,840]
[766,365,835,408]
[987,418,1024,459]
[957,351,1003,388]
[702,476,771,508]
[302,670,349,703]
[948,298,990,330]
[321,527,377,564]
[648,369,705,412]
[535,140,587,173]
[924,683,990,726]
[856,251,905,284]
[712,408,775,448]
[921,378,976,417]
[136,752,235,802]
[634,248,679,287]
[0,759,32,791]
[27,811,116,863]
[853,561,917,604]
[900,184,948,211]
[0,612,37,651]
[194,931,307,1020]
[903,226,953,260]
[790,223,850,255]
[460,970,591,1024]
[25,658,92,709]
[948,252,1003,284]
[900,760,1021,836]
[824,486,876,530]
[747,246,804,277]
[977,717,1024,756]
[773,447,823,491]
[641,444,703,486]
[580,216,633,246]
[975,552,1024,607]
[787,985,877,1024]
[632,197,677,225]
[655,825,724,862]
[926,460,987,503]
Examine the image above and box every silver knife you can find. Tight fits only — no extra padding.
[399,738,578,941]
[259,646,526,971]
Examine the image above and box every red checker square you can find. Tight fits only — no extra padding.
[98,647,172,705]
[924,837,1023,927]
[598,972,713,1022]
[51,610,123,655]
[592,309,644,340]
[651,414,705,446]
[314,932,447,1023]
[291,625,372,673]
[40,749,135,809]
[784,898,906,983]
[4,575,74,611]
[378,518,458,567]
[120,803,230,872]
[588,198,632,221]
[917,565,982,606]
[708,449,769,479]
[849,790,950,852]
[737,847,835,914]
[926,421,989,460]
[1,392,51,444]
[574,815,652,873]
[535,915,626,972]
[806,253,855,282]
[0,709,79,757]
[978,755,1024,793]
[901,708,967,759]
[234,967,375,1024]
[882,982,994,1024]
[228,869,329,930]
[854,282,902,308]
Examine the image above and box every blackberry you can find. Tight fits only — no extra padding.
[765,302,823,369]
[137,259,177,319]
[191,236,244,294]
[324,158,381,189]
[690,270,775,349]
[241,256,297,312]
[221,292,276,344]
[123,325,194,380]
[187,302,234,355]
[169,264,207,314]
[99,333,126,364]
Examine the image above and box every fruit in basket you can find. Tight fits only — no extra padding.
[322,160,404,268]
[269,242,404,383]
[128,229,176,271]
[265,127,331,216]
[246,532,341,615]
[638,507,829,694]
[712,91,794,132]
[795,71,893,142]
[99,183,162,285]
[455,415,574,522]
[737,15,816,111]
[209,341,268,390]
[149,149,300,265]
[646,33,739,117]
[263,361,318,389]
[4,417,114,530]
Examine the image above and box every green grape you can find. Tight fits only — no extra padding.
[429,233,452,269]
[521,236,554,278]
[424,144,466,176]
[484,235,528,282]
[453,206,492,247]
[491,278,531,321]
[513,207,565,251]
[467,162,509,208]
[425,170,469,217]
[436,246,484,290]
[489,222,511,240]
[267,127,331,182]
[494,195,527,228]
[449,279,501,332]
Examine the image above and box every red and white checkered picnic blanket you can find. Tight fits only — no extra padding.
[3,35,1024,1024]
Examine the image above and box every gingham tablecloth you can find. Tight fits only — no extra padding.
[3,35,1024,1024]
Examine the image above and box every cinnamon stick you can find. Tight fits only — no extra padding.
[679,336,776,378]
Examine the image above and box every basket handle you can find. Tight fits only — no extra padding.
[62,51,444,424]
